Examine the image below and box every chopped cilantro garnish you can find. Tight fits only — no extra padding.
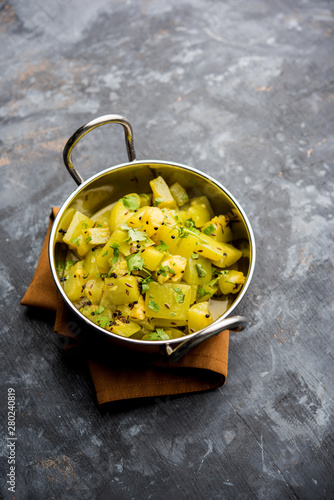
[141,276,153,294]
[127,228,147,242]
[191,252,199,259]
[196,263,207,278]
[102,249,109,257]
[65,260,75,271]
[148,300,160,312]
[153,198,163,206]
[126,252,144,272]
[96,223,103,228]
[122,194,139,210]
[95,305,105,315]
[71,237,80,247]
[81,221,89,229]
[156,240,169,252]
[96,316,110,328]
[145,329,169,341]
[110,243,119,265]
[86,236,92,244]
[173,287,185,303]
[203,224,216,236]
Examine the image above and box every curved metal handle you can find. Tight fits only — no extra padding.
[63,114,137,185]
[164,315,247,363]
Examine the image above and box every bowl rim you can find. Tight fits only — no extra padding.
[49,159,256,346]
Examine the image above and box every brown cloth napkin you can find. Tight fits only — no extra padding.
[21,208,229,405]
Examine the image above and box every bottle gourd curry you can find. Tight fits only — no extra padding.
[56,176,248,341]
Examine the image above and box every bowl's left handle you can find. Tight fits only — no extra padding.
[63,114,137,185]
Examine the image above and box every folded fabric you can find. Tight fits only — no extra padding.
[21,209,229,405]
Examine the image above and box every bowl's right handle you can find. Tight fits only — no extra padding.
[163,315,247,362]
[63,114,137,185]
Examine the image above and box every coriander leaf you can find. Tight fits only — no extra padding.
[148,300,160,312]
[191,252,199,260]
[146,329,170,341]
[65,260,75,271]
[127,228,147,242]
[71,237,80,247]
[96,316,110,328]
[102,249,109,257]
[196,263,207,278]
[203,223,216,236]
[126,253,144,272]
[81,221,89,229]
[153,197,163,206]
[95,305,105,315]
[197,285,208,298]
[122,194,139,210]
[156,240,169,252]
[110,242,119,265]
[141,276,153,294]
[86,236,92,244]
[173,287,185,304]
[96,223,103,228]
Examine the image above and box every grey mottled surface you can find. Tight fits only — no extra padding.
[1,0,334,498]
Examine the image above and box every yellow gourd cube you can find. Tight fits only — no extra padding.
[183,255,212,286]
[150,176,177,209]
[187,301,213,334]
[169,182,189,207]
[188,204,211,228]
[109,193,140,232]
[141,246,165,271]
[84,278,104,304]
[145,282,191,320]
[218,270,245,295]
[55,208,76,243]
[103,275,141,305]
[96,230,128,269]
[63,261,86,301]
[210,243,243,268]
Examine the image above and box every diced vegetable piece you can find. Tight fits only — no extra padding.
[145,282,191,320]
[188,204,211,228]
[210,243,243,268]
[84,227,110,245]
[150,176,177,209]
[55,208,76,243]
[110,319,142,338]
[218,270,246,295]
[63,261,86,301]
[190,196,214,219]
[93,209,111,228]
[170,182,189,207]
[96,230,128,269]
[139,193,152,207]
[141,206,165,237]
[188,301,213,334]
[126,206,148,228]
[183,255,212,286]
[109,194,140,232]
[217,215,233,242]
[194,233,227,261]
[62,211,94,254]
[83,249,100,278]
[196,283,218,302]
[103,275,141,305]
[84,278,104,304]
[141,246,165,271]
[154,255,187,283]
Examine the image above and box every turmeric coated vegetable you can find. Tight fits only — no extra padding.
[56,176,248,340]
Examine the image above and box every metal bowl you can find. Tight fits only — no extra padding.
[49,115,255,361]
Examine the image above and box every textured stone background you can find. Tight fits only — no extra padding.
[0,0,333,498]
